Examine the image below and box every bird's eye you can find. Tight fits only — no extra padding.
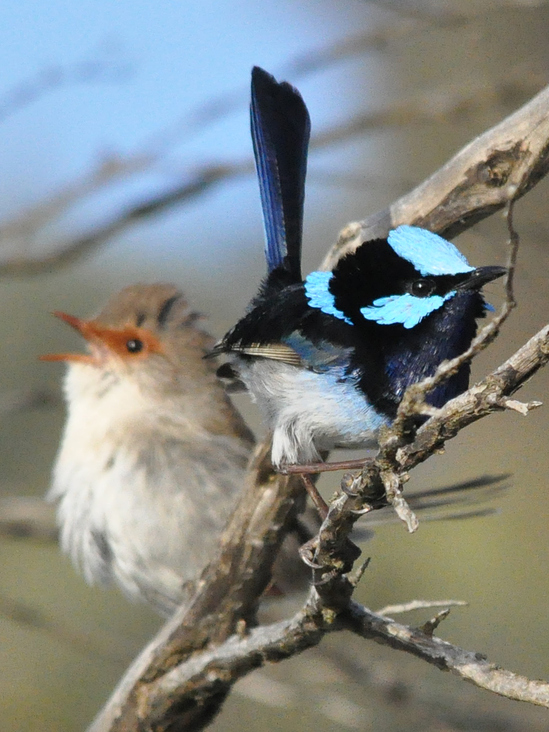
[126,339,144,353]
[410,278,435,298]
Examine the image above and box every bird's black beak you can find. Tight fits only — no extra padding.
[455,266,507,291]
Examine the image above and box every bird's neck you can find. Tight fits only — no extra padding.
[63,362,253,446]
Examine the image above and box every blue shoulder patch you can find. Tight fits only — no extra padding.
[284,331,352,372]
[388,226,474,276]
[304,271,352,324]
[360,291,455,329]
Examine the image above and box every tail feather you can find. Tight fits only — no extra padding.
[251,66,310,280]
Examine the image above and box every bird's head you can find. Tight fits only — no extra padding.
[42,312,164,366]
[305,226,506,330]
[41,284,215,392]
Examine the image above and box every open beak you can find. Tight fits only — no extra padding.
[41,312,162,363]
[40,312,102,363]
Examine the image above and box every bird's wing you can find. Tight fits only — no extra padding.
[224,342,303,367]
[284,332,353,372]
[220,331,353,374]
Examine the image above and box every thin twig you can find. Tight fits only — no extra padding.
[376,599,468,616]
[0,43,131,125]
[0,75,544,277]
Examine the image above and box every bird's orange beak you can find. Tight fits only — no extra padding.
[40,312,108,364]
[41,311,164,363]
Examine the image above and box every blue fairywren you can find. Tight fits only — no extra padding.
[213,67,506,468]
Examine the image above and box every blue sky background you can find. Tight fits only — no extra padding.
[0,1,390,277]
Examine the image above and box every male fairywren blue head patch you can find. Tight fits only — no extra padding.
[304,271,352,324]
[387,226,474,276]
[359,291,455,329]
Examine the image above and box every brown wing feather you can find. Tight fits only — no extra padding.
[229,342,302,367]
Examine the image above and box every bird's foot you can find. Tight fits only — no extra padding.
[299,538,323,569]
[299,534,362,574]
[279,459,370,520]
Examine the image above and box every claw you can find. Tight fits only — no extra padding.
[341,473,360,497]
[341,473,373,515]
[349,506,372,516]
[299,549,324,569]
[299,538,323,568]
[311,569,338,587]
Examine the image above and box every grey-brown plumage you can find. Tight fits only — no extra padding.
[46,284,255,616]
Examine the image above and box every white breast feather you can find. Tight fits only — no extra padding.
[237,359,387,466]
[50,363,247,615]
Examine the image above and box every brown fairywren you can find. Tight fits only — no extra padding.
[43,284,255,616]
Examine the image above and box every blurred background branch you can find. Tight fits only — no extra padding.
[0,72,544,278]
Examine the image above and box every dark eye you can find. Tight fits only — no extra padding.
[410,278,435,298]
[126,339,144,353]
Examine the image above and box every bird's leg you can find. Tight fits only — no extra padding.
[300,473,329,519]
[294,474,363,573]
[294,473,328,569]
[280,457,368,475]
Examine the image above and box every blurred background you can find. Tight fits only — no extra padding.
[1,1,549,730]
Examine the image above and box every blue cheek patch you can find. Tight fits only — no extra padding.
[304,271,352,324]
[360,291,455,329]
[388,226,474,276]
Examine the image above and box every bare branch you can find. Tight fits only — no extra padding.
[91,588,549,731]
[315,322,549,550]
[173,5,539,131]
[0,387,58,414]
[0,593,131,661]
[89,319,549,731]
[0,497,56,542]
[89,442,306,731]
[0,74,543,278]
[0,162,248,277]
[346,601,549,707]
[322,83,549,266]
